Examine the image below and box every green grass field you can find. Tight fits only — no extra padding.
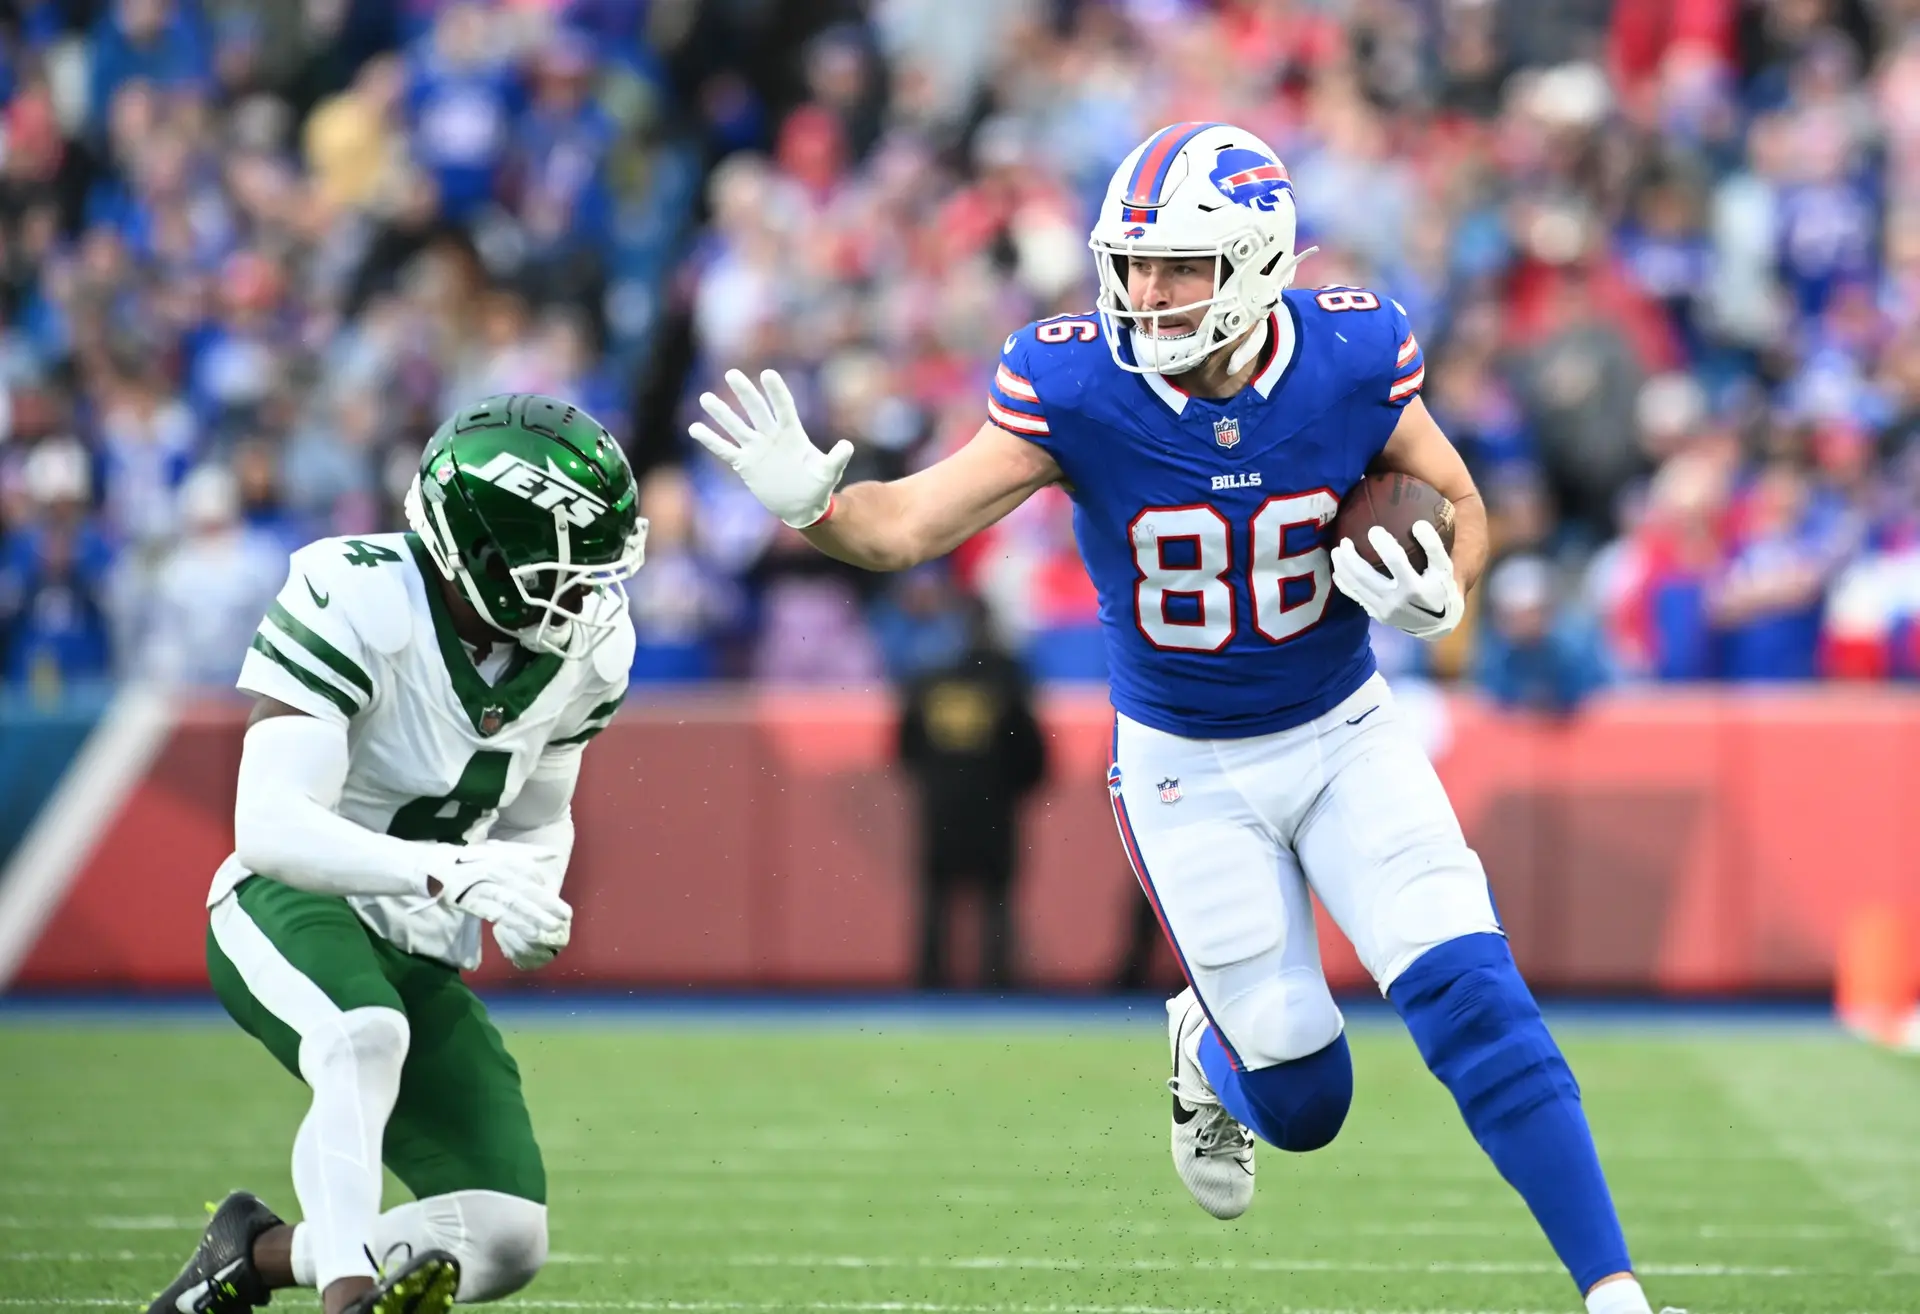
[2,1014,1917,1314]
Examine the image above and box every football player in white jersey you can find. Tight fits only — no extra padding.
[145,395,645,1314]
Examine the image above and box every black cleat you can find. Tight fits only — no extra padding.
[342,1249,461,1314]
[145,1191,283,1314]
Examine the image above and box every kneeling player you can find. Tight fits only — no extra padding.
[146,396,644,1314]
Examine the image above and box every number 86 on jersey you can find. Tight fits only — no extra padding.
[1130,490,1340,653]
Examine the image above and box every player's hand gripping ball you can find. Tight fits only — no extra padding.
[1333,473,1455,573]
[1330,473,1464,641]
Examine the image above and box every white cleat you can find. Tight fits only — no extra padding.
[1166,986,1255,1219]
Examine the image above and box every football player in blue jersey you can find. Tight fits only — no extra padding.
[691,122,1666,1314]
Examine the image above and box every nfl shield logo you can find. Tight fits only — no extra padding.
[1157,777,1182,804]
[1212,416,1240,449]
[479,705,505,737]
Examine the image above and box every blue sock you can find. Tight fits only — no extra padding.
[1389,933,1631,1293]
[1199,1028,1352,1152]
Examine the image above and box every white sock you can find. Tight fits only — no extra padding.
[289,1222,315,1287]
[290,1008,410,1290]
[367,1189,549,1302]
[1182,1017,1206,1071]
[1585,1275,1652,1314]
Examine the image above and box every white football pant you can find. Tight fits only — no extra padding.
[1111,671,1500,1070]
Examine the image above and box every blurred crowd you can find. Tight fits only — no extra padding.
[12,0,1920,708]
[0,0,679,694]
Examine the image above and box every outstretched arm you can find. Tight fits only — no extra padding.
[691,370,1061,572]
[803,422,1060,571]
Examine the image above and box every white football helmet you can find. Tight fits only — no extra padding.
[1089,122,1314,376]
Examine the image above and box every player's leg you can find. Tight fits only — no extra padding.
[1111,714,1352,1219]
[1295,676,1651,1313]
[361,943,549,1304]
[979,827,1017,988]
[916,849,955,988]
[191,877,443,1314]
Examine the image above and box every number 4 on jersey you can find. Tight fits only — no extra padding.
[1131,491,1339,652]
[387,752,511,843]
[342,539,402,568]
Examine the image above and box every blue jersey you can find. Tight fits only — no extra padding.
[987,288,1425,739]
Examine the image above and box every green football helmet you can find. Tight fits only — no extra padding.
[403,393,646,658]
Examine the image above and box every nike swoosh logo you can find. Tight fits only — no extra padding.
[1172,1094,1198,1126]
[1408,600,1446,619]
[1345,705,1380,727]
[306,577,330,609]
[177,1260,243,1312]
[448,860,485,904]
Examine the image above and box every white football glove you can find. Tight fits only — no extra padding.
[1330,520,1464,640]
[688,368,853,528]
[428,840,572,952]
[493,916,568,971]
[485,841,571,971]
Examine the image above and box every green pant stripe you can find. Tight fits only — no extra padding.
[207,878,545,1202]
[249,634,362,718]
[267,601,374,697]
[208,896,356,1042]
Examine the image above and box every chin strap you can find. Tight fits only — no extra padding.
[1224,317,1271,376]
[1221,243,1320,376]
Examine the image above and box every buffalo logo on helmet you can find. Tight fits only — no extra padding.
[1208,147,1292,213]
[1122,225,1148,239]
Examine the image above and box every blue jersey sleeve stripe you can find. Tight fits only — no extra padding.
[1387,319,1424,406]
[995,364,1040,403]
[987,378,1045,414]
[1388,364,1425,404]
[988,391,1047,420]
[987,397,1050,435]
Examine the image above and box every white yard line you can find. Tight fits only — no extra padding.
[1699,1041,1920,1273]
[500,1304,1585,1314]
[527,1215,1847,1245]
[538,1253,1815,1278]
[0,1215,200,1230]
[0,1250,1829,1278]
[0,1251,166,1262]
[4,1303,1887,1314]
[10,1301,1917,1314]
[0,1182,178,1199]
[0,1296,1547,1314]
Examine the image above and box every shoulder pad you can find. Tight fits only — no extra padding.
[291,535,415,657]
[1289,287,1422,405]
[1001,314,1106,413]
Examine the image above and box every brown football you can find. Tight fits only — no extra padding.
[1332,473,1456,576]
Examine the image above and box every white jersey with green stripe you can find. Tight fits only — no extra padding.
[208,531,633,967]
